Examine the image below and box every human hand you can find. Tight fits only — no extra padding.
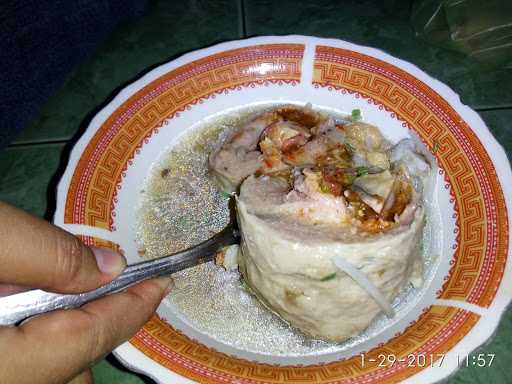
[0,202,173,384]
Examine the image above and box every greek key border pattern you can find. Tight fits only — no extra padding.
[64,44,303,230]
[313,46,507,308]
[130,307,478,383]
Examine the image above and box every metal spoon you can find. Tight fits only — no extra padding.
[0,215,239,327]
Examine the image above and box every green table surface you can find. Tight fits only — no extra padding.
[2,1,511,383]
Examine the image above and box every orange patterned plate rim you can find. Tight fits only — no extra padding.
[53,36,512,384]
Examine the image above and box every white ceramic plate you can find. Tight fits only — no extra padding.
[54,36,512,384]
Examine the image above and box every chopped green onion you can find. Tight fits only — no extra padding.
[351,109,362,121]
[240,279,250,291]
[346,174,356,184]
[345,142,355,152]
[319,182,331,194]
[432,142,440,153]
[320,272,337,281]
[356,166,369,177]
[221,191,232,199]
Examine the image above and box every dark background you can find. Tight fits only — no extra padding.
[1,1,510,383]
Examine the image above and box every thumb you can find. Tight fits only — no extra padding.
[0,277,172,384]
[0,201,126,293]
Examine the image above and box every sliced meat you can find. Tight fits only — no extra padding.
[210,148,263,192]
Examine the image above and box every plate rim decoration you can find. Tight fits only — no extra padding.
[53,35,512,384]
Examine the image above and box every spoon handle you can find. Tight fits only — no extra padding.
[0,225,239,326]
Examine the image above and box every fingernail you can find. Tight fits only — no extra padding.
[91,247,126,275]
[154,276,174,295]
